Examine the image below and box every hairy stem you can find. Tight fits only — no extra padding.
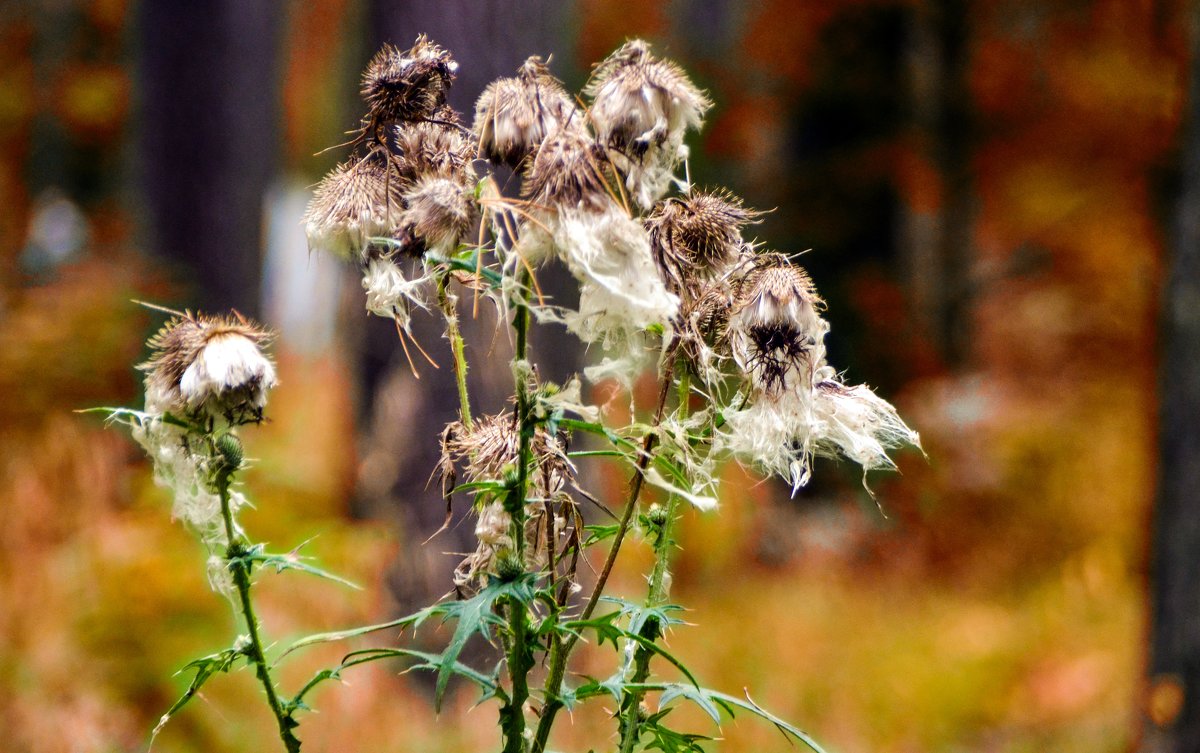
[618,367,688,753]
[501,596,533,753]
[438,277,473,430]
[501,272,534,753]
[218,470,301,753]
[532,361,676,753]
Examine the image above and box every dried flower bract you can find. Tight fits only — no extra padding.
[141,311,277,422]
[361,35,457,125]
[474,56,582,167]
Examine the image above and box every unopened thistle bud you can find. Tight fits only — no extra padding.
[494,550,525,582]
[728,254,827,396]
[360,35,457,124]
[215,433,244,472]
[141,312,277,422]
[474,56,582,167]
[647,190,761,297]
[304,151,404,260]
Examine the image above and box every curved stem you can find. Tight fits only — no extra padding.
[218,471,301,753]
[438,277,473,431]
[617,368,689,753]
[532,361,676,753]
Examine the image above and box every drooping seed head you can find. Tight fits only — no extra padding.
[141,311,277,422]
[440,412,573,500]
[473,55,583,167]
[304,150,404,260]
[360,35,457,124]
[584,39,712,159]
[728,253,827,395]
[813,377,922,471]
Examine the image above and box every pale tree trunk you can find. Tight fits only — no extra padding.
[1140,4,1200,751]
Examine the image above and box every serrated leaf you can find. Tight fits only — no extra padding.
[279,602,443,660]
[247,550,362,590]
[389,647,502,698]
[629,683,830,753]
[582,523,621,546]
[642,718,712,753]
[562,610,623,649]
[430,573,537,711]
[151,645,244,740]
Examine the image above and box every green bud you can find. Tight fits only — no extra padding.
[216,433,244,472]
[495,551,524,582]
[646,503,668,527]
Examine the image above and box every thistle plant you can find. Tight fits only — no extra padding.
[97,35,920,753]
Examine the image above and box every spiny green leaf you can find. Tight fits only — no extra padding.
[582,523,621,546]
[151,645,244,740]
[562,610,623,649]
[249,550,362,590]
[430,572,538,710]
[628,683,830,753]
[642,717,712,753]
[279,602,444,660]
[389,647,503,699]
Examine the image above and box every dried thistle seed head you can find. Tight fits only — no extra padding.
[729,254,828,395]
[304,151,404,260]
[474,56,583,167]
[360,35,457,124]
[813,377,921,470]
[401,175,477,255]
[584,39,712,159]
[647,190,762,295]
[141,312,277,420]
[522,128,613,210]
[440,413,573,497]
[392,118,476,184]
[474,502,513,547]
[676,280,733,375]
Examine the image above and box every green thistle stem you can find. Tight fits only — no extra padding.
[217,469,301,753]
[618,366,688,753]
[501,272,534,753]
[438,277,473,431]
[531,361,676,753]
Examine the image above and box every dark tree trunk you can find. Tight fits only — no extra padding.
[1141,5,1200,752]
[900,0,973,366]
[136,0,282,314]
[356,1,580,613]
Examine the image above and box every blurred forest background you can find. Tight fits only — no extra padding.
[2,0,1197,751]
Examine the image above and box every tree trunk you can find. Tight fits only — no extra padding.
[1141,4,1200,751]
[900,0,973,366]
[136,0,282,314]
[356,1,579,613]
